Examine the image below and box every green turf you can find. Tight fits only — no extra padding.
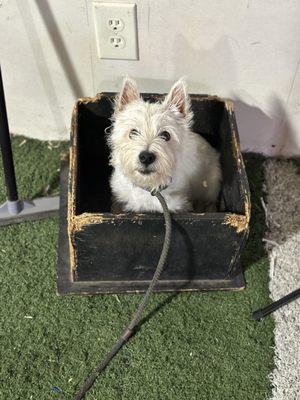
[0,137,274,400]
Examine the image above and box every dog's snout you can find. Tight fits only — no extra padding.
[139,151,156,166]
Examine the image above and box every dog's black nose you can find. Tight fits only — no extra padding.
[139,151,156,166]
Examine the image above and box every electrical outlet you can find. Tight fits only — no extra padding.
[107,18,124,32]
[93,2,138,60]
[109,35,125,49]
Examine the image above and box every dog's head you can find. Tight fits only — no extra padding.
[108,77,193,191]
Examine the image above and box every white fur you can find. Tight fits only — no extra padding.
[107,78,221,213]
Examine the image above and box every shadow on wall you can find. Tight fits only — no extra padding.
[34,0,84,98]
[16,0,86,139]
[98,82,299,157]
[97,34,238,94]
[171,34,238,94]
[16,0,66,137]
[169,33,299,157]
[271,97,299,157]
[233,100,275,154]
[98,77,179,94]
[98,30,300,157]
[97,82,299,157]
[233,97,299,157]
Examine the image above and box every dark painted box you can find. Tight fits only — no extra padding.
[57,93,250,295]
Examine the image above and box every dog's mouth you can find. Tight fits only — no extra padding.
[137,169,155,175]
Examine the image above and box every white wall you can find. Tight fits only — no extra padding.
[1,0,300,156]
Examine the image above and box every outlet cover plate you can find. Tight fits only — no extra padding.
[93,2,138,60]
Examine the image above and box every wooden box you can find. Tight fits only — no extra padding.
[57,93,250,295]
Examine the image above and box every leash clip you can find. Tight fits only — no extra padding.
[150,184,169,196]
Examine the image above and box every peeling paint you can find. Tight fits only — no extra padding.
[225,100,234,112]
[232,131,242,168]
[244,191,251,225]
[224,101,251,230]
[226,105,241,168]
[68,102,80,272]
[72,213,105,232]
[77,93,103,104]
[223,213,248,233]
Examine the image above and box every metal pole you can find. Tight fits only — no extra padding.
[0,64,59,226]
[0,65,22,214]
[253,287,300,321]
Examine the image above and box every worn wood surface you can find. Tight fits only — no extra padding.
[73,215,244,282]
[57,162,245,294]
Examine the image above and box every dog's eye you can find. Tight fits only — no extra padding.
[159,131,171,141]
[129,129,140,139]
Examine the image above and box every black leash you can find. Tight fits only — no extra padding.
[74,190,172,400]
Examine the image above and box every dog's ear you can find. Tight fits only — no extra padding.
[163,79,190,118]
[114,77,140,113]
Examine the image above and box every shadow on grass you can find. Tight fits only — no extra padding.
[242,153,267,271]
[136,153,268,330]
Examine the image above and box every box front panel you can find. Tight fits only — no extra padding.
[73,217,243,282]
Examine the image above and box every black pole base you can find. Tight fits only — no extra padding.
[0,196,59,226]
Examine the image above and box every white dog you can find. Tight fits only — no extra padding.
[107,77,221,213]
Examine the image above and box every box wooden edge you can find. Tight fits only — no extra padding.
[67,95,250,275]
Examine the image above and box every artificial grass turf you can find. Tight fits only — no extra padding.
[0,137,274,400]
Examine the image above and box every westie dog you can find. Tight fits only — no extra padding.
[107,77,221,213]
